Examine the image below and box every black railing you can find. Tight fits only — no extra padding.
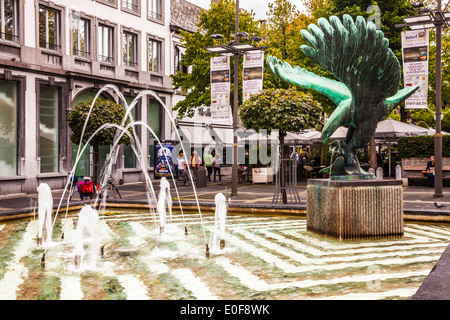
[1,32,19,43]
[39,41,61,52]
[73,49,91,59]
[98,55,114,64]
[123,1,138,11]
[123,59,137,68]
[149,11,162,20]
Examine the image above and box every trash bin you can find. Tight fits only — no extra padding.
[196,166,207,188]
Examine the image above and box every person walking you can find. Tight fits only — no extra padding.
[177,151,188,186]
[205,150,213,181]
[212,152,222,182]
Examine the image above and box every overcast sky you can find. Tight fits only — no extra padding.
[185,0,308,21]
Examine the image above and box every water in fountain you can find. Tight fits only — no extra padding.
[73,205,100,270]
[36,183,54,248]
[157,177,172,233]
[209,193,228,254]
[47,84,208,267]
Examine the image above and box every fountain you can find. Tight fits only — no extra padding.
[0,45,445,299]
[211,193,227,251]
[267,15,419,240]
[36,183,53,247]
[73,205,100,269]
[157,177,173,234]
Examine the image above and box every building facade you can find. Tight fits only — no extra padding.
[0,0,178,195]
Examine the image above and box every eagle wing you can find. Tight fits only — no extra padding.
[267,55,351,106]
[300,15,402,112]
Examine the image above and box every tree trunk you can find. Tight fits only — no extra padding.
[93,144,99,182]
[369,135,377,172]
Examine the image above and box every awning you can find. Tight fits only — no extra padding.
[175,126,234,146]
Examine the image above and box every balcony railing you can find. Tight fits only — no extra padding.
[0,32,19,43]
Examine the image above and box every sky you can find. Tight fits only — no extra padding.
[185,0,308,21]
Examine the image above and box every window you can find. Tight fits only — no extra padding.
[148,99,162,168]
[122,31,137,68]
[72,15,90,58]
[123,0,138,12]
[0,0,18,42]
[39,6,60,51]
[148,38,161,73]
[0,80,17,176]
[98,24,113,63]
[148,0,162,20]
[39,85,60,173]
[174,45,188,74]
[124,96,137,169]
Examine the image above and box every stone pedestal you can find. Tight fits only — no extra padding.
[306,179,403,241]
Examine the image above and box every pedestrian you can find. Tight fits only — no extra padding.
[205,150,213,181]
[190,150,201,170]
[177,151,188,186]
[300,147,309,162]
[212,152,222,182]
[426,155,435,188]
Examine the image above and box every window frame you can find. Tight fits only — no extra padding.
[0,0,19,43]
[36,78,68,175]
[147,36,162,74]
[95,0,118,9]
[121,0,140,16]
[147,0,164,25]
[97,22,115,64]
[38,4,61,52]
[71,12,91,59]
[0,73,25,177]
[122,29,138,69]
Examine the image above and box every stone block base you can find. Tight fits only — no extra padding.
[306,179,404,241]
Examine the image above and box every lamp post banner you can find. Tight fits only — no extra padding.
[210,56,232,125]
[243,51,264,102]
[401,29,429,109]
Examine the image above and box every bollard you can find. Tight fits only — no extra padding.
[395,165,402,180]
[376,167,383,180]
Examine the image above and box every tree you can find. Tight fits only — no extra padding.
[239,88,323,203]
[66,98,132,181]
[171,0,261,121]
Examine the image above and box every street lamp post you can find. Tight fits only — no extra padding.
[205,0,267,197]
[396,0,450,198]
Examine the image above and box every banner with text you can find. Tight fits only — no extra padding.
[243,51,264,102]
[210,56,232,124]
[401,29,429,109]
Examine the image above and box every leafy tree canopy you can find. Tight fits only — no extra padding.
[239,88,323,140]
[171,0,261,121]
[66,98,132,147]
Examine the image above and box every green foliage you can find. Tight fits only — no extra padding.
[397,135,450,158]
[171,0,261,120]
[239,88,323,139]
[66,98,132,147]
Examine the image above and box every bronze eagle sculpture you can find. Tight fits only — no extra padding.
[267,15,419,179]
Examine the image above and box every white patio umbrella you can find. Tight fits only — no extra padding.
[330,126,348,140]
[374,118,429,177]
[285,130,322,145]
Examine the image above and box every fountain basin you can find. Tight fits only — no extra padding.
[307,179,404,241]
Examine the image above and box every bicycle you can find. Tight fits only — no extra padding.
[66,173,79,202]
[103,175,122,199]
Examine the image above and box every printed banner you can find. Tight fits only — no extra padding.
[210,56,231,124]
[401,29,429,109]
[154,142,174,178]
[243,51,264,102]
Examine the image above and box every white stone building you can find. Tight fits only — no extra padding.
[0,0,178,195]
